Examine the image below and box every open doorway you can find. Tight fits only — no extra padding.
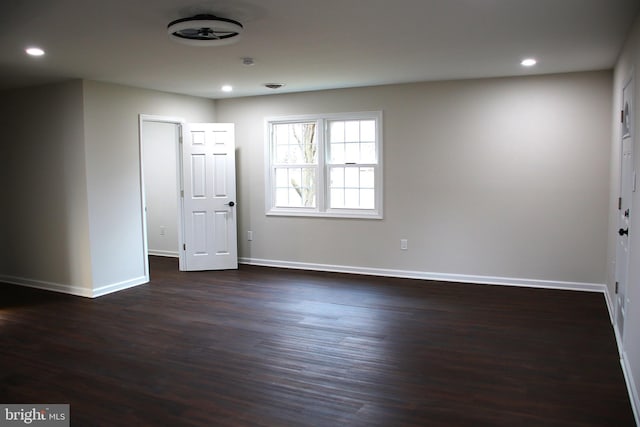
[139,115,239,275]
[139,115,184,275]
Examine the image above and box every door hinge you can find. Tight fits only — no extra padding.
[180,190,184,198]
[183,243,186,251]
[621,110,625,123]
[618,197,622,210]
[615,281,619,294]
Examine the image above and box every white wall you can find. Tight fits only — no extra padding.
[0,80,216,296]
[217,71,612,288]
[609,13,640,423]
[0,80,93,295]
[142,121,180,257]
[82,80,217,294]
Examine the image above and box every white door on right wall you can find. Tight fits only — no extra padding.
[180,123,238,271]
[615,77,634,341]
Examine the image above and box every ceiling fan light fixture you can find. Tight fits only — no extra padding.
[168,14,243,47]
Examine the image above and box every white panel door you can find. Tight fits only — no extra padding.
[615,77,634,339]
[181,123,237,271]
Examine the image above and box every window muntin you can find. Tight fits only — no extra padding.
[266,112,382,218]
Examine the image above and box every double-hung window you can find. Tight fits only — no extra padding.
[266,111,382,219]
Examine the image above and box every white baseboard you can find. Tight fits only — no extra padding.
[621,351,640,426]
[0,274,148,298]
[92,275,149,298]
[0,274,95,298]
[148,250,179,258]
[604,286,615,324]
[238,257,607,293]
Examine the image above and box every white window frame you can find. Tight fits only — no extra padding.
[265,111,383,219]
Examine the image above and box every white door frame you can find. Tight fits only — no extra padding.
[138,114,186,277]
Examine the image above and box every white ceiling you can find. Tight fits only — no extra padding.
[0,0,638,99]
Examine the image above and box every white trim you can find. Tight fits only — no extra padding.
[604,288,626,358]
[0,275,94,298]
[266,209,383,219]
[604,285,615,324]
[92,276,148,298]
[621,351,640,426]
[0,274,148,298]
[238,257,606,292]
[148,250,180,258]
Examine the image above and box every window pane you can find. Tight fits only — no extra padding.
[361,142,376,163]
[274,167,316,207]
[275,168,288,186]
[360,167,374,188]
[331,167,344,187]
[274,124,289,145]
[344,167,359,187]
[361,120,376,142]
[275,188,289,206]
[345,189,359,208]
[360,189,375,209]
[345,121,360,142]
[290,145,303,163]
[289,188,302,206]
[330,189,345,208]
[330,121,345,143]
[289,168,302,186]
[330,143,345,163]
[345,143,359,163]
[273,122,317,165]
[292,123,318,163]
[275,145,287,163]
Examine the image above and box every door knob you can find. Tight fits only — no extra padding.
[225,201,235,207]
[619,228,629,236]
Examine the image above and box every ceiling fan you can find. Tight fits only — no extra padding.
[167,14,244,46]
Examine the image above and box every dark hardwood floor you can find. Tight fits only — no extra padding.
[0,256,635,426]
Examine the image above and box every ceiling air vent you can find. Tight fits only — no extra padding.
[168,14,243,46]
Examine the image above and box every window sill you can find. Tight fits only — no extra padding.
[266,209,383,220]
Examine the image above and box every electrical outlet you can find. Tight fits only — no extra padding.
[400,239,408,250]
[247,231,254,241]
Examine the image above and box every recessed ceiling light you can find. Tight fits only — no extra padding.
[25,47,45,56]
[521,58,537,67]
[221,85,233,92]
